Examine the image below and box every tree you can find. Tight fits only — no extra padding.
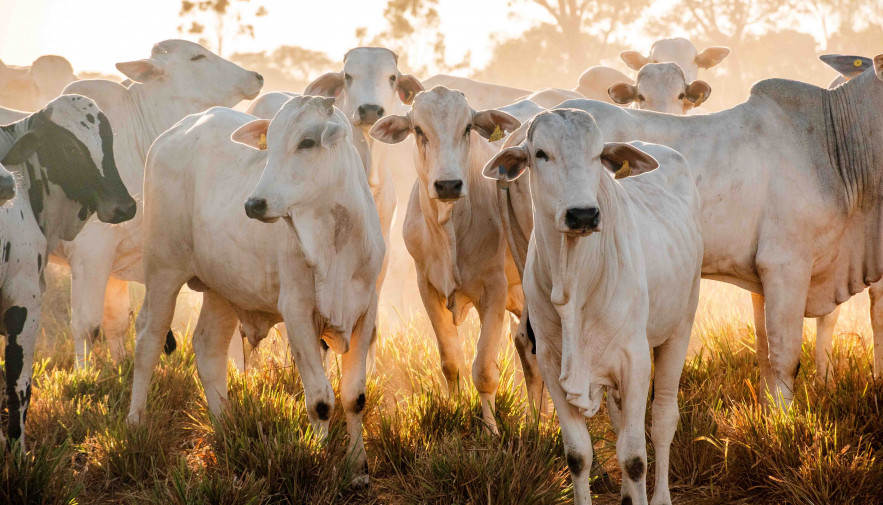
[178,0,268,57]
[357,0,470,77]
[230,46,335,92]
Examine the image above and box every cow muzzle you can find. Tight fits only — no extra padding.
[97,196,137,224]
[356,104,385,125]
[563,206,601,236]
[433,179,464,202]
[244,197,278,223]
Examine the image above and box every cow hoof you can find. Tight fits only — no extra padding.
[350,474,370,489]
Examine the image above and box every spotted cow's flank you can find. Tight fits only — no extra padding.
[0,95,135,443]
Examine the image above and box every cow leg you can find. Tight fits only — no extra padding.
[102,277,131,362]
[616,343,652,505]
[869,282,883,378]
[751,292,773,390]
[649,335,691,505]
[513,308,544,415]
[279,294,334,438]
[2,292,41,447]
[473,282,508,434]
[815,305,840,380]
[69,243,117,367]
[339,296,377,487]
[416,274,465,395]
[536,335,594,504]
[191,290,238,417]
[127,270,188,425]
[758,261,811,408]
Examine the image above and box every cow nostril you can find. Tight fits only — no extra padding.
[564,207,601,230]
[376,107,384,118]
[245,197,268,218]
[255,72,264,83]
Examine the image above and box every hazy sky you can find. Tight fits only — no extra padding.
[0,0,554,75]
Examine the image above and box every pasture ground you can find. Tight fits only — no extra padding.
[2,272,883,505]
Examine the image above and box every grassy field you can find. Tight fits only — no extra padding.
[2,272,883,505]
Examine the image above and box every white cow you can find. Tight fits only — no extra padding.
[128,96,383,485]
[1,96,136,443]
[501,54,883,408]
[423,74,530,110]
[53,40,263,365]
[369,87,536,431]
[484,108,701,505]
[607,62,711,115]
[0,106,28,125]
[517,88,585,108]
[576,38,729,109]
[0,55,77,111]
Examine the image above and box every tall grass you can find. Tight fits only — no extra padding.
[2,286,882,504]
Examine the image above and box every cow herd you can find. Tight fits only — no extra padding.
[0,36,881,505]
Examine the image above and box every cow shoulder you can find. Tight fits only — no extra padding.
[748,78,824,113]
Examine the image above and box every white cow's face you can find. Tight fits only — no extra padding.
[116,40,263,108]
[369,86,520,201]
[621,37,729,83]
[233,96,352,222]
[482,109,658,236]
[304,47,423,128]
[608,63,711,114]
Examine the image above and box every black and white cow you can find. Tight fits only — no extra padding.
[0,94,136,444]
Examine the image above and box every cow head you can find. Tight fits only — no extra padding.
[234,96,354,222]
[305,47,423,128]
[2,95,136,235]
[369,86,520,201]
[621,37,729,83]
[483,109,658,236]
[115,40,263,108]
[608,63,711,114]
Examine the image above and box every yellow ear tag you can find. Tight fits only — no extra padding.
[614,160,631,179]
[257,133,267,150]
[489,124,504,142]
[854,59,863,68]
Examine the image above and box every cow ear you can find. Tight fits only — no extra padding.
[874,54,883,82]
[483,144,529,182]
[2,132,38,165]
[600,142,658,179]
[819,54,874,79]
[685,80,711,106]
[116,59,163,83]
[608,82,637,105]
[473,109,521,141]
[369,114,411,144]
[231,119,271,150]
[304,72,345,98]
[695,47,730,69]
[621,51,649,71]
[395,74,423,105]
[321,121,348,147]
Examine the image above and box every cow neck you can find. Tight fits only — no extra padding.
[416,167,463,299]
[286,147,377,351]
[0,118,86,249]
[533,172,639,417]
[823,74,880,214]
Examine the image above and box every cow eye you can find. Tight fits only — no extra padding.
[678,93,685,100]
[190,54,206,61]
[389,75,397,83]
[637,95,646,102]
[464,124,471,136]
[414,126,424,137]
[535,149,549,161]
[344,73,352,83]
[297,138,316,150]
